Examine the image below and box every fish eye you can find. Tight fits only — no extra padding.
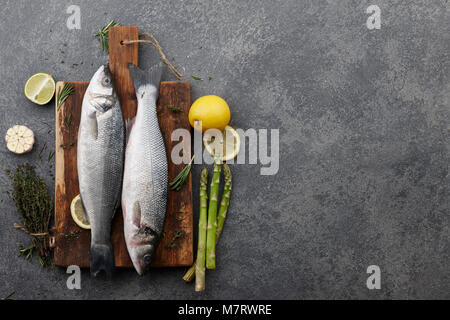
[102,77,112,87]
[143,254,152,264]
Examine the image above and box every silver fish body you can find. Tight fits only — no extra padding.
[77,64,125,277]
[122,64,167,275]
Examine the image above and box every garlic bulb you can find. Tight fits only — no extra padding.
[5,125,35,154]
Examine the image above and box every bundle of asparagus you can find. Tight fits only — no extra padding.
[183,162,232,291]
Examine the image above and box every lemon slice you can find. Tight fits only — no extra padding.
[70,194,90,229]
[203,125,241,161]
[24,73,56,105]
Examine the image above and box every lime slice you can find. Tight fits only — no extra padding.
[203,125,241,161]
[70,194,90,229]
[24,73,56,105]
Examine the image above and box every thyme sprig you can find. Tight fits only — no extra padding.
[6,163,53,267]
[18,244,34,260]
[57,83,75,111]
[166,230,184,248]
[169,156,194,191]
[95,20,121,52]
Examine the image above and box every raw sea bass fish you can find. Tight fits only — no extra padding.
[77,64,125,277]
[122,63,168,275]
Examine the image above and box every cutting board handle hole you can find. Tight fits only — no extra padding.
[120,40,124,45]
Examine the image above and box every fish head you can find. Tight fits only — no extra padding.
[86,64,117,113]
[126,225,159,275]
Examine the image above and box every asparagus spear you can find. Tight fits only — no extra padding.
[206,157,221,269]
[194,168,209,291]
[183,164,232,282]
[216,164,232,241]
[182,263,196,282]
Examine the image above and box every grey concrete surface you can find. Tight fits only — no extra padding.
[0,0,448,299]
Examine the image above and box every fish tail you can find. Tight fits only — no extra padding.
[90,243,114,277]
[128,63,162,100]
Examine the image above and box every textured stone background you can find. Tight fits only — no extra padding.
[0,0,448,299]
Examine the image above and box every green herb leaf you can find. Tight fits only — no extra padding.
[47,151,55,163]
[18,244,34,260]
[167,105,181,113]
[2,291,15,300]
[166,230,184,248]
[57,83,75,111]
[95,20,121,53]
[191,76,203,81]
[64,112,72,128]
[169,156,194,191]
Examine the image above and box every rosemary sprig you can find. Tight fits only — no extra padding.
[57,83,75,111]
[95,20,121,52]
[47,151,55,163]
[2,291,15,300]
[64,112,72,128]
[169,156,194,191]
[38,142,47,160]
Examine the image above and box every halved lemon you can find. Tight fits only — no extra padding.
[203,125,241,161]
[70,194,90,229]
[24,73,56,105]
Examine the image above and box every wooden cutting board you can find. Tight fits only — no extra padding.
[53,26,193,268]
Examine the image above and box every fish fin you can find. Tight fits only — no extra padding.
[90,243,114,278]
[79,196,90,224]
[128,63,162,101]
[86,113,98,140]
[131,201,142,228]
[125,117,136,144]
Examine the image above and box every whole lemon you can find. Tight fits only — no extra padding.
[189,95,230,132]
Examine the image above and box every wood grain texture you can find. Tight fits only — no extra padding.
[54,26,193,268]
[153,81,193,266]
[109,26,139,120]
[54,81,90,267]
